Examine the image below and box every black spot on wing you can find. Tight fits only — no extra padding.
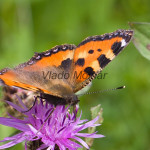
[75,58,85,66]
[84,67,95,76]
[111,42,122,55]
[97,54,111,68]
[60,58,72,71]
[97,49,102,52]
[88,50,94,54]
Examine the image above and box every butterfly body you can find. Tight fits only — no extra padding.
[0,30,133,105]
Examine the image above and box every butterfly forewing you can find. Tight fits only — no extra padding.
[0,44,76,98]
[71,30,133,92]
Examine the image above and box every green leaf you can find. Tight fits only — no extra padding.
[129,22,150,60]
[84,104,103,149]
[88,104,103,135]
[90,104,103,124]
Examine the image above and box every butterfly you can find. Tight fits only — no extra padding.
[0,29,133,105]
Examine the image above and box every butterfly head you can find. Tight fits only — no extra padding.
[63,94,79,105]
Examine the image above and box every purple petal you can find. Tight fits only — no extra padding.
[28,124,42,137]
[75,116,99,132]
[73,136,89,149]
[6,101,24,112]
[7,114,28,124]
[0,117,29,131]
[0,136,26,149]
[56,141,66,150]
[76,132,105,138]
[74,123,101,131]
[37,144,49,150]
[25,142,27,150]
[60,139,82,149]
[89,123,101,127]
[16,94,28,110]
[77,119,88,125]
[0,133,24,142]
[47,145,55,150]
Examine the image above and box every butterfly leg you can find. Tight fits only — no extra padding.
[21,96,39,113]
[72,104,79,119]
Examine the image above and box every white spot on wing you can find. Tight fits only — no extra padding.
[91,60,100,71]
[105,49,115,60]
[78,51,88,58]
[63,51,73,59]
[121,39,126,47]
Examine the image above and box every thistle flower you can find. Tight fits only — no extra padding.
[0,96,104,150]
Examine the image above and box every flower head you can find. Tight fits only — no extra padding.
[0,96,104,150]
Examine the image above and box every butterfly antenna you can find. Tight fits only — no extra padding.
[78,85,125,96]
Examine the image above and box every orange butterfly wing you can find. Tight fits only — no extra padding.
[0,44,76,98]
[71,30,133,92]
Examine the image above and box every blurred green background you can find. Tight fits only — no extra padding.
[0,0,150,150]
